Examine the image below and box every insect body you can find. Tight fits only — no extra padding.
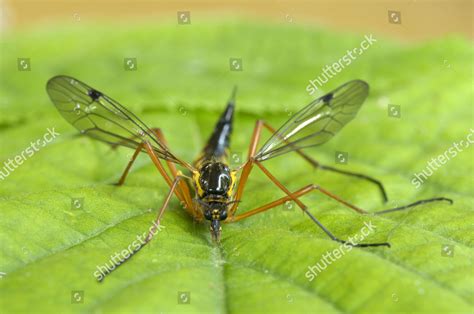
[192,91,237,241]
[46,76,452,281]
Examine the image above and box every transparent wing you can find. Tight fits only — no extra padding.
[255,80,369,161]
[46,75,186,165]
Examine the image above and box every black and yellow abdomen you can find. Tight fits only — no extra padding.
[194,87,236,166]
[192,87,238,207]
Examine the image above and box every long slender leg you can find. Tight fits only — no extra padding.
[235,158,379,246]
[143,142,201,219]
[227,184,314,222]
[114,142,145,186]
[228,184,452,221]
[145,176,185,242]
[98,176,186,282]
[257,159,452,213]
[228,180,451,247]
[151,128,194,213]
[112,129,196,217]
[228,183,389,247]
[255,159,452,215]
[230,118,386,216]
[229,120,265,216]
[317,165,388,202]
[374,197,453,215]
[113,127,179,187]
[228,120,451,248]
[259,120,388,202]
[244,160,451,246]
[114,140,183,205]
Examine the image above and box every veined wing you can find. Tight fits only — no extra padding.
[46,75,188,167]
[255,80,369,161]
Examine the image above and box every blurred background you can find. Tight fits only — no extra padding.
[1,0,472,41]
[0,1,472,314]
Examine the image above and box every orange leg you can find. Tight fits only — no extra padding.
[114,142,146,186]
[98,175,189,282]
[254,159,452,218]
[114,141,184,203]
[226,120,451,247]
[228,120,264,216]
[114,128,176,187]
[113,129,198,218]
[228,184,315,222]
[229,182,451,222]
[143,142,201,219]
[145,176,188,242]
[152,129,195,216]
[228,181,389,247]
[230,119,386,217]
[258,120,388,202]
[227,176,450,247]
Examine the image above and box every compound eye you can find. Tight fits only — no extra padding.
[204,210,212,220]
[219,210,228,220]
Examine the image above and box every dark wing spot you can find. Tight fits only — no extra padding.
[321,92,333,103]
[88,89,102,101]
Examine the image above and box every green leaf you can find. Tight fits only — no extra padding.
[0,21,472,313]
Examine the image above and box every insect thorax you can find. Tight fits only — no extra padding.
[193,160,236,201]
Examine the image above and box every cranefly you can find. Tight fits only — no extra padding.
[46,76,452,281]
